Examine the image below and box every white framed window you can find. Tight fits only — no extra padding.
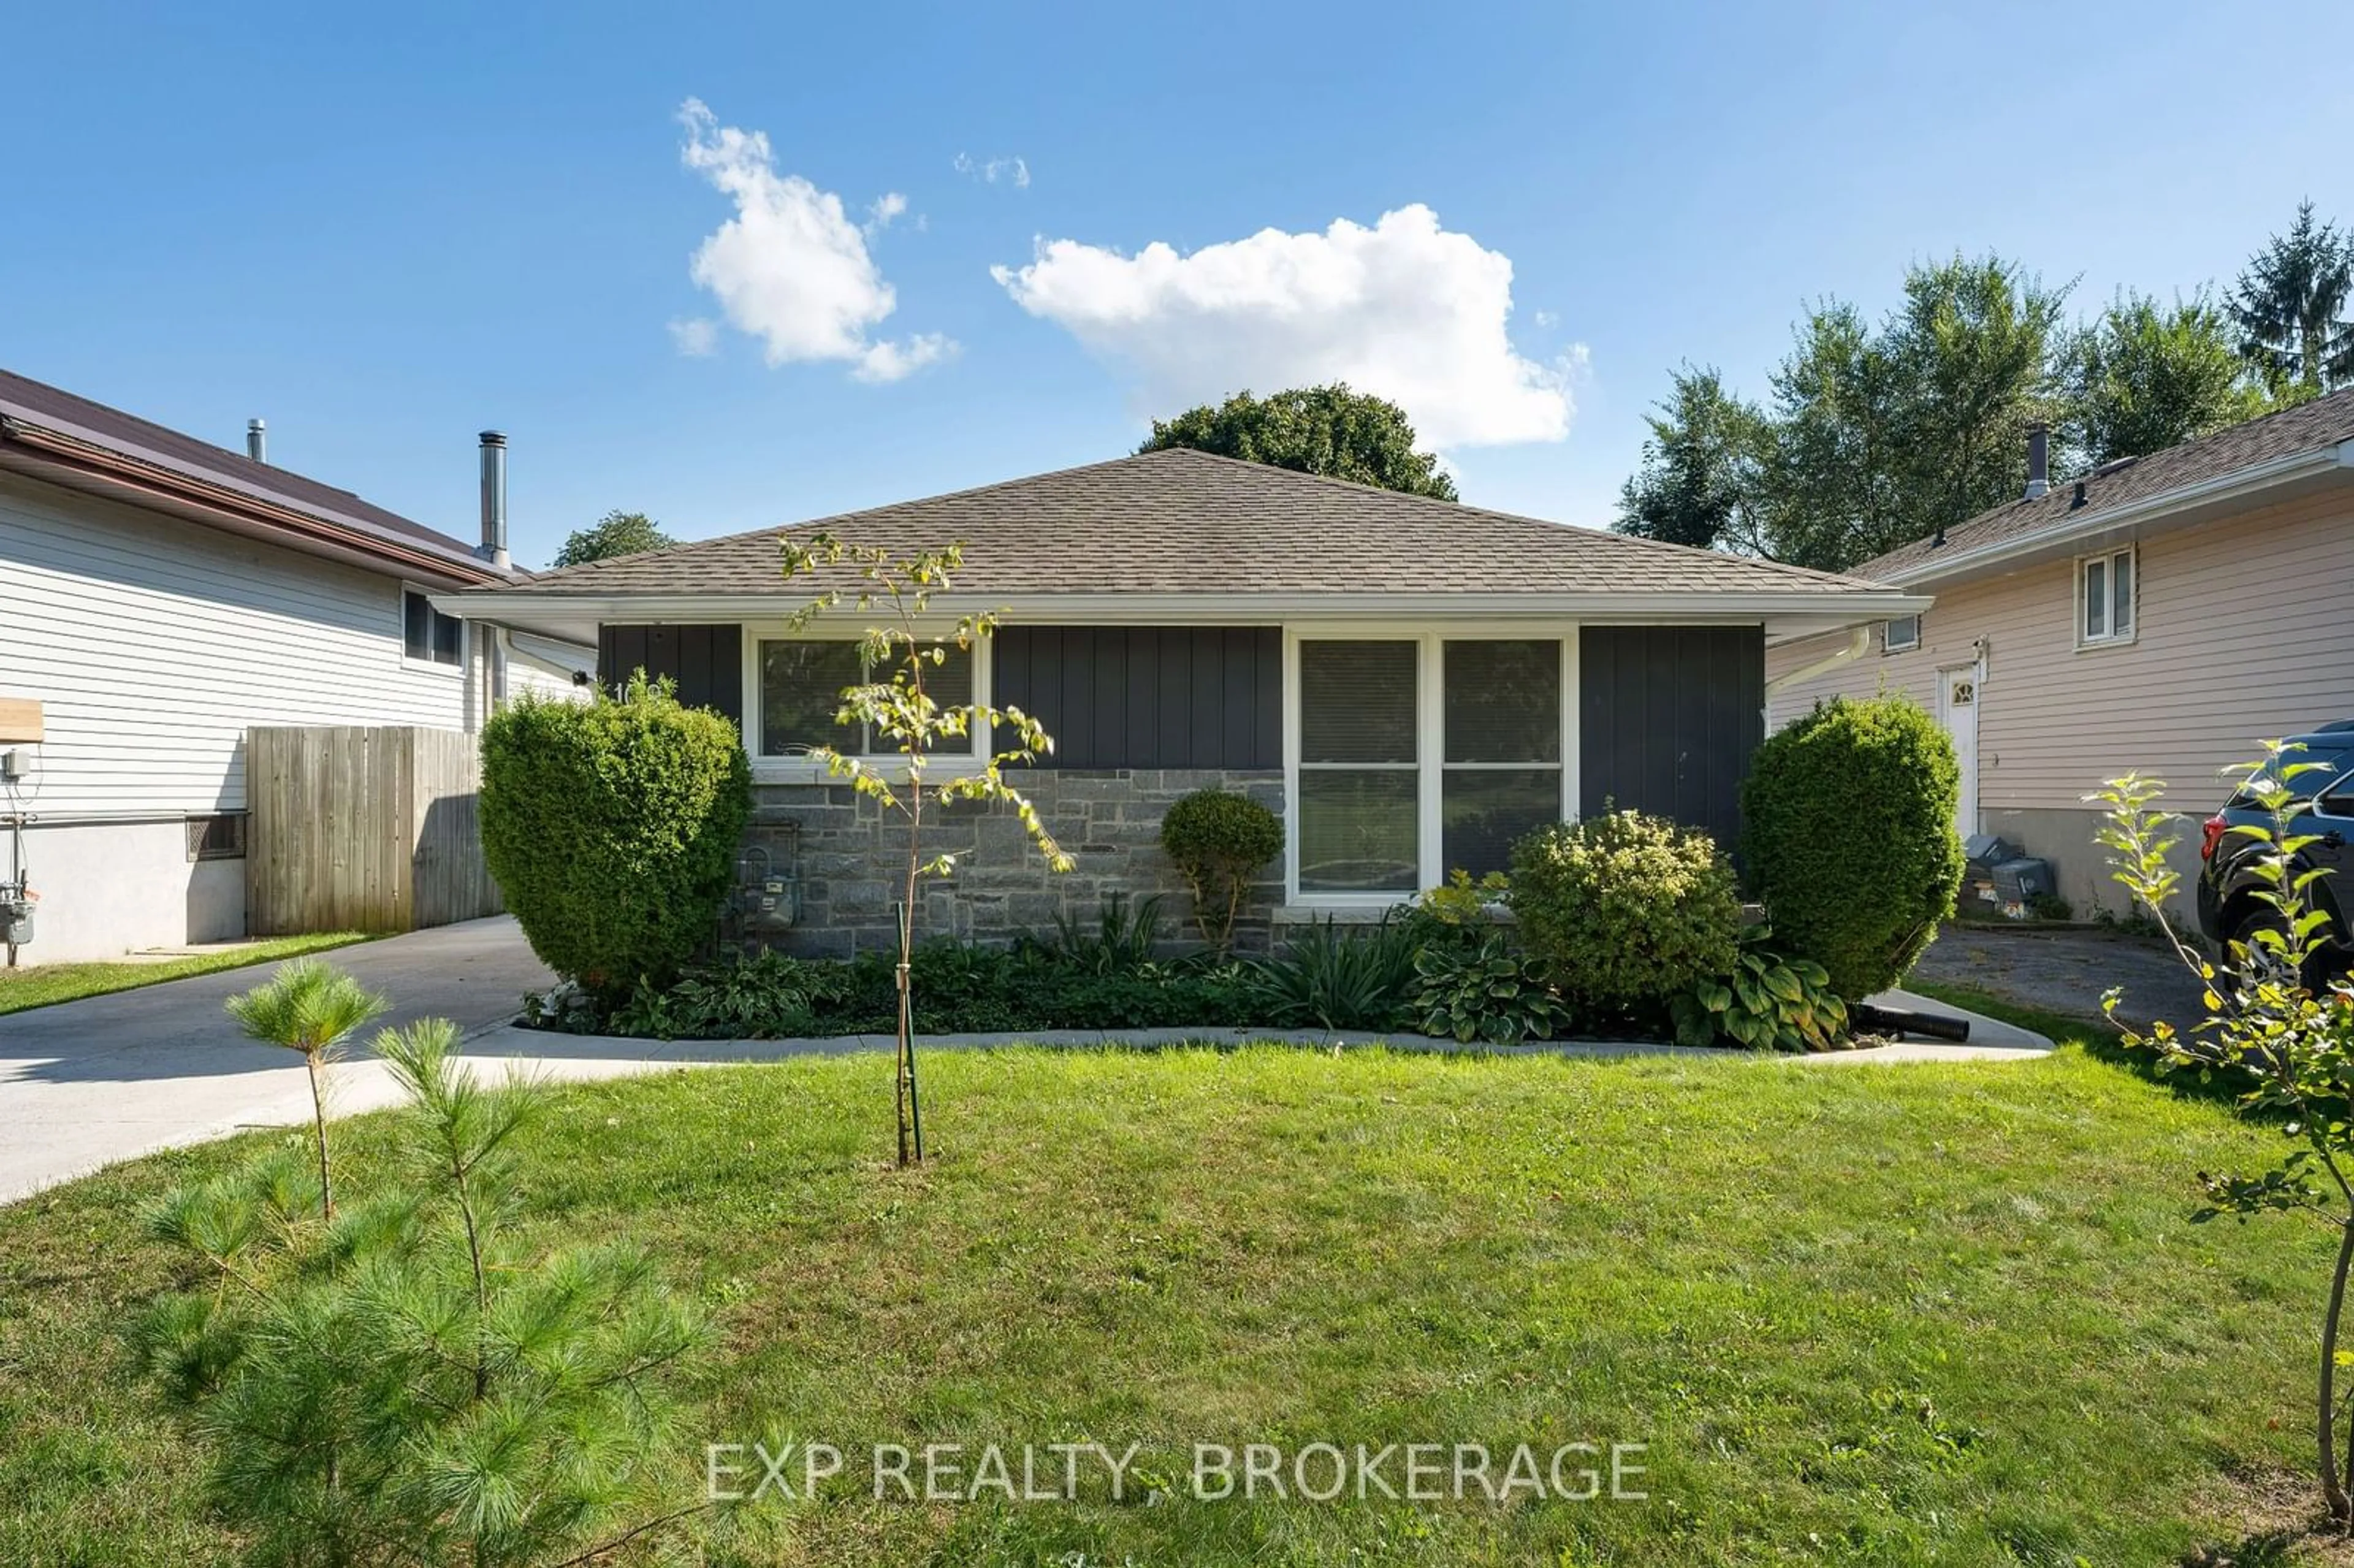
[752,636,980,763]
[402,587,465,669]
[2078,547,2136,647]
[1882,614,1921,653]
[1286,630,1578,903]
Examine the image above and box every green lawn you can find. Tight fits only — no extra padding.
[0,1034,2342,1565]
[0,931,370,1015]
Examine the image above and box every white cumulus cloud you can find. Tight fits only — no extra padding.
[677,99,951,383]
[991,205,1572,448]
[954,151,1030,188]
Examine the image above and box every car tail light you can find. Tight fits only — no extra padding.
[2201,813,2228,863]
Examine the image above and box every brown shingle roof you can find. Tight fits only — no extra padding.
[1859,387,2354,581]
[0,368,493,574]
[491,447,1884,599]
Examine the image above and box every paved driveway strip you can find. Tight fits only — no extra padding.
[1,918,2049,1206]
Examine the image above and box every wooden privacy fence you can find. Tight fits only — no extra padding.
[246,726,502,935]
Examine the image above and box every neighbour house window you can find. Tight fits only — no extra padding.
[1442,639,1563,878]
[402,590,464,667]
[2079,548,2135,645]
[1883,614,1921,653]
[757,639,975,758]
[1297,641,1420,894]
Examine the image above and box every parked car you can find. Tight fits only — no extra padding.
[2196,723,2354,976]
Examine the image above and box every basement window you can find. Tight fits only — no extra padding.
[2079,548,2136,647]
[186,813,247,862]
[403,590,465,667]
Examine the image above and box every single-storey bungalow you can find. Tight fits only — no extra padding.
[448,449,1926,954]
[1768,390,2354,917]
[0,369,591,962]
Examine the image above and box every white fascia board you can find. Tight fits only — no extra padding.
[1880,444,2352,588]
[436,588,1936,626]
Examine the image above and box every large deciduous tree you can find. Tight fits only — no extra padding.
[2230,200,2354,398]
[1139,385,1458,500]
[555,509,677,568]
[1614,365,1769,552]
[2066,292,2273,465]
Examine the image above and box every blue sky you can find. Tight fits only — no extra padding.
[2,1,2345,568]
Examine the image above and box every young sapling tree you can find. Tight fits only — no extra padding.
[224,958,389,1221]
[780,533,1073,1166]
[2091,740,2354,1528]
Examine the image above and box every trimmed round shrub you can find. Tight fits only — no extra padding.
[1740,694,1964,999]
[481,675,752,990]
[1507,810,1743,1014]
[1159,789,1285,953]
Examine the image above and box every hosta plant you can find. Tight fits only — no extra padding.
[1411,929,1568,1044]
[1673,930,1849,1052]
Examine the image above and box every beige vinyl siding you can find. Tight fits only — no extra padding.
[0,470,478,818]
[1767,487,2354,811]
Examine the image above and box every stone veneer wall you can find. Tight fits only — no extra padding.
[745,769,1287,959]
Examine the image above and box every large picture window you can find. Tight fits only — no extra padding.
[1292,634,1573,899]
[1442,639,1562,877]
[758,639,973,757]
[1297,640,1420,893]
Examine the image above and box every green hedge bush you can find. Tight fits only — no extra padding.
[1740,694,1963,999]
[481,676,751,989]
[1507,810,1743,1015]
[1159,789,1284,953]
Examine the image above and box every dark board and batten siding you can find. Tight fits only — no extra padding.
[993,626,1281,770]
[1579,626,1763,852]
[598,625,744,726]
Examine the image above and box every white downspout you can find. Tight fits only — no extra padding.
[1762,625,1872,729]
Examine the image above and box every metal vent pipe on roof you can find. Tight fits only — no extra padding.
[246,418,267,463]
[478,431,509,571]
[2024,421,2049,499]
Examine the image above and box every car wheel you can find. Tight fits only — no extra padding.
[2227,904,2350,991]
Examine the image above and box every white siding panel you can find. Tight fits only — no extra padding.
[0,472,477,817]
[1766,487,2354,810]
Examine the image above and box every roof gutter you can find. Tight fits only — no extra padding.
[0,415,505,587]
[1880,440,2354,588]
[436,587,1937,625]
[1764,624,1872,699]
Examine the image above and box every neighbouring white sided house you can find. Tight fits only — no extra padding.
[0,369,591,964]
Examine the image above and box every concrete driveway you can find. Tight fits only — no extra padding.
[0,916,577,1203]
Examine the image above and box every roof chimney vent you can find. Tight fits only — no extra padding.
[246,418,267,464]
[2024,421,2050,500]
[478,431,510,572]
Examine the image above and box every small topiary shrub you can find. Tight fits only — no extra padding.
[1160,789,1285,953]
[481,673,751,990]
[1507,810,1743,1016]
[1740,695,1963,999]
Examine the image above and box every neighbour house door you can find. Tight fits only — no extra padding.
[1937,664,1981,841]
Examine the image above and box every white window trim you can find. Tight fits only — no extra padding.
[1281,625,1580,908]
[742,620,991,784]
[1882,614,1921,654]
[400,584,468,675]
[2074,546,2138,650]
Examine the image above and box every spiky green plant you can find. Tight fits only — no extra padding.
[137,1018,710,1567]
[224,959,389,1222]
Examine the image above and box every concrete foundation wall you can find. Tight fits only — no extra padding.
[6,818,245,963]
[747,769,1286,959]
[1976,803,2200,926]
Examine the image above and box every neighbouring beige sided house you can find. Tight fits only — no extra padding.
[1768,388,2354,919]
